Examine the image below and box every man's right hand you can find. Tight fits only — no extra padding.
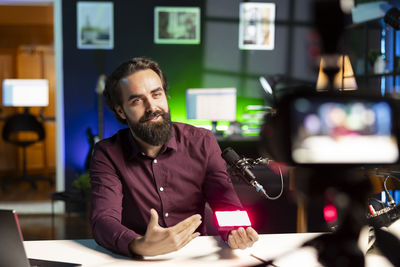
[129,209,202,256]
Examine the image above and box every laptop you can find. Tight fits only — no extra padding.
[0,209,81,267]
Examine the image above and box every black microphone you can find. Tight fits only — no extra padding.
[221,147,268,198]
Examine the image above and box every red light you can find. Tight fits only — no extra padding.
[323,204,337,223]
[215,210,252,228]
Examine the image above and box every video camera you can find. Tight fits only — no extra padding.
[259,90,400,267]
[254,0,400,265]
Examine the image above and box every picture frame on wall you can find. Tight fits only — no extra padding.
[77,1,114,50]
[154,6,201,44]
[239,2,276,50]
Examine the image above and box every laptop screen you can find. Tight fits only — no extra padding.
[0,209,81,267]
[0,209,31,267]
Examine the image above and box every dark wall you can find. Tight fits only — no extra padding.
[62,0,205,187]
[62,0,317,190]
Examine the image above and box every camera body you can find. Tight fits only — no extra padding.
[261,90,400,168]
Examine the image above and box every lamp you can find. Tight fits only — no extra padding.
[1,79,52,190]
[2,79,49,107]
[259,74,286,107]
[259,76,273,95]
[316,54,357,91]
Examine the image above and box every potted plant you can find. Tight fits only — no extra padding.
[72,172,91,197]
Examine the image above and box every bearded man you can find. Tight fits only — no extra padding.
[89,57,258,257]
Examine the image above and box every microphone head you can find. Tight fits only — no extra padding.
[221,147,241,166]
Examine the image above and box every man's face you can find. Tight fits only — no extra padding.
[115,69,172,146]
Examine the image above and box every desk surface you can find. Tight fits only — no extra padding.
[24,233,393,267]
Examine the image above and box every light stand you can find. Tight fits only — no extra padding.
[259,75,287,108]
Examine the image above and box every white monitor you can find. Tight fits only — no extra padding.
[2,79,49,107]
[186,88,237,122]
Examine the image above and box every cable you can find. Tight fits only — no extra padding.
[380,173,400,207]
[250,157,284,200]
[264,165,284,200]
[384,176,396,206]
[367,172,400,228]
[250,253,280,267]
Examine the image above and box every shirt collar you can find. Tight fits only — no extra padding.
[164,125,178,152]
[126,124,178,159]
[126,129,141,159]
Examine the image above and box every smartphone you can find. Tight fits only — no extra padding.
[214,210,252,230]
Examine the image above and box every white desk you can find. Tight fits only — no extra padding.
[24,233,393,267]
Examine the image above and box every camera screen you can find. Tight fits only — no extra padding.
[290,97,399,164]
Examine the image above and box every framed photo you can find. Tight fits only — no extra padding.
[239,3,275,50]
[77,1,114,50]
[154,7,201,44]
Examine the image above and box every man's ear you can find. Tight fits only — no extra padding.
[115,105,126,120]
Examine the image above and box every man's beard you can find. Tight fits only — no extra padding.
[129,110,172,146]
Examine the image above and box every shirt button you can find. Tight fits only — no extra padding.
[154,159,158,163]
[165,213,169,217]
[160,187,164,191]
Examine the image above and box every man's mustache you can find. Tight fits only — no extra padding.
[139,110,164,123]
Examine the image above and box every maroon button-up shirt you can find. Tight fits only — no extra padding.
[90,122,242,256]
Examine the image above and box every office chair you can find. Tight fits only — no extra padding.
[1,112,54,190]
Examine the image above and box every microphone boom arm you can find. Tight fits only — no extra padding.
[227,155,283,200]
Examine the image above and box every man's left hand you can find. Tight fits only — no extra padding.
[227,227,259,249]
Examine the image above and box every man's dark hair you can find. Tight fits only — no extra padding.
[104,57,168,124]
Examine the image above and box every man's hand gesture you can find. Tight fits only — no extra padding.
[129,209,202,256]
[227,227,259,249]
